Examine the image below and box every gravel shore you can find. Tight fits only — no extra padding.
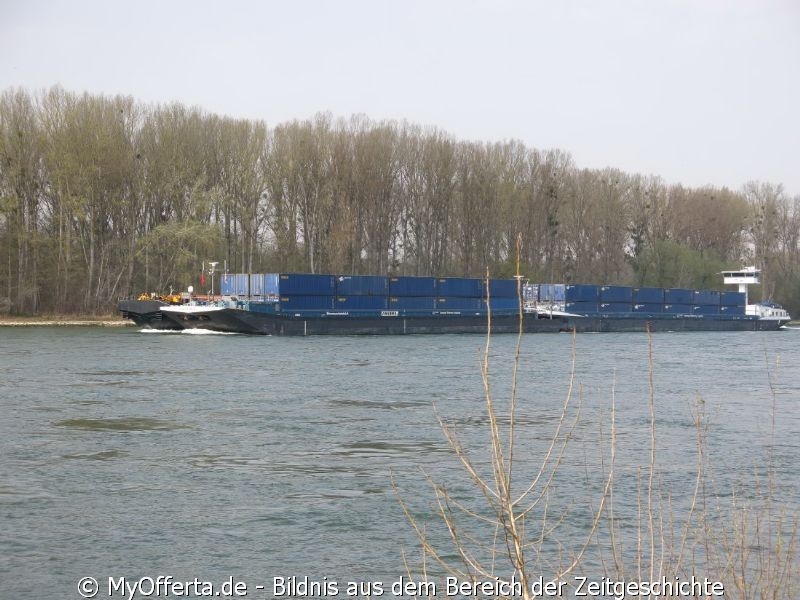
[0,318,133,327]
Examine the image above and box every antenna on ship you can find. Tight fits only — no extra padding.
[721,266,760,306]
[208,261,219,297]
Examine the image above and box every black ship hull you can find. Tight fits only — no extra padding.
[164,309,574,335]
[119,300,789,335]
[118,299,181,330]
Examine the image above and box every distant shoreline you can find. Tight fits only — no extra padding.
[0,316,133,327]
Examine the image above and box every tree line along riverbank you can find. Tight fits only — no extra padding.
[1,86,798,318]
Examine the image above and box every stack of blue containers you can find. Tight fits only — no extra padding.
[632,287,665,313]
[434,277,484,310]
[274,273,336,310]
[691,289,720,315]
[526,283,747,316]
[220,273,746,316]
[663,288,695,314]
[223,272,522,313]
[223,272,748,317]
[334,275,388,310]
[388,276,435,310]
[219,273,250,296]
[247,274,280,300]
[390,276,520,312]
[536,283,566,303]
[598,285,633,313]
[719,291,746,315]
[485,279,521,310]
[564,284,600,313]
[662,288,734,315]
[388,276,437,310]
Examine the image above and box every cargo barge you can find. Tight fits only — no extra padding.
[119,267,790,335]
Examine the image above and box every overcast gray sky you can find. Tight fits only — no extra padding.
[2,0,798,195]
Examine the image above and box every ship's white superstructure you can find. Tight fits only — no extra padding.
[721,266,790,324]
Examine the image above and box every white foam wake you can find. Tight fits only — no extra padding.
[139,328,238,335]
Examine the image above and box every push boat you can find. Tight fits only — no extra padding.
[118,267,791,335]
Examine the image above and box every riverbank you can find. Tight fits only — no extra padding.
[0,315,133,327]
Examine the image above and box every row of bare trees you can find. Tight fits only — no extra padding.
[1,86,798,315]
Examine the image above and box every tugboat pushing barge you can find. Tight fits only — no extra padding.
[119,267,790,335]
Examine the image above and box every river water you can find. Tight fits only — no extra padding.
[1,326,798,598]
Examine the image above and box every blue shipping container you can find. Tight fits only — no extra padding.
[599,302,632,313]
[540,283,567,302]
[719,305,746,315]
[219,275,234,295]
[334,295,388,310]
[565,285,600,302]
[633,303,663,313]
[693,290,721,305]
[538,284,566,302]
[720,291,746,306]
[388,296,436,310]
[633,287,665,303]
[482,297,520,310]
[436,297,482,310]
[279,295,334,310]
[693,304,719,315]
[249,274,265,296]
[664,304,694,314]
[565,301,599,314]
[335,275,388,296]
[436,278,484,297]
[263,273,280,296]
[600,286,633,302]
[278,273,335,296]
[389,276,437,296]
[664,289,694,304]
[235,274,248,295]
[219,273,249,296]
[487,279,519,298]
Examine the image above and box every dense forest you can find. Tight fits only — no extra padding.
[1,86,798,316]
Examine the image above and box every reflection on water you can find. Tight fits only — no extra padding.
[0,327,798,596]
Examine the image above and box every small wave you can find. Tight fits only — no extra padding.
[66,380,128,387]
[329,398,423,410]
[54,417,189,432]
[286,489,370,500]
[76,370,146,376]
[63,449,127,460]
[332,440,446,458]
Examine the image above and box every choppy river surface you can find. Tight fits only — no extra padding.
[1,326,798,598]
